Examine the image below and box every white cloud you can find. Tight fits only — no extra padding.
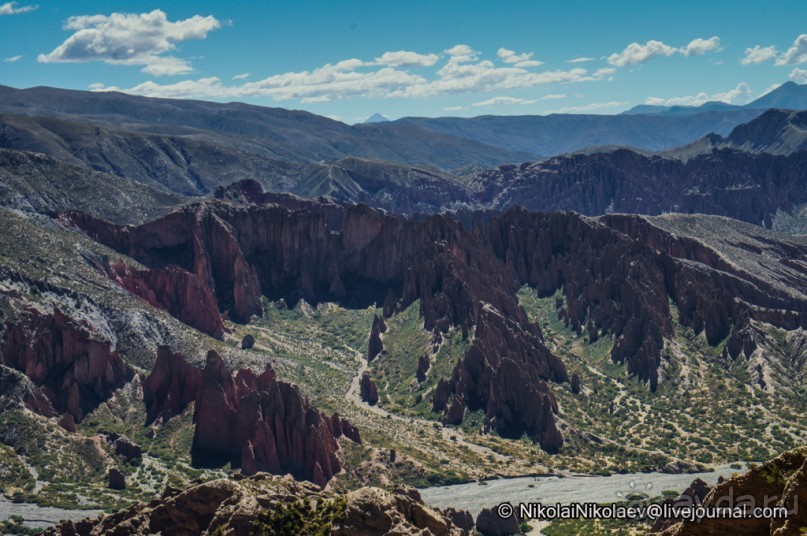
[443,105,464,111]
[591,67,617,80]
[0,2,37,15]
[680,36,721,57]
[232,72,251,80]
[3,55,22,62]
[37,9,220,76]
[548,101,628,114]
[566,57,595,63]
[608,37,721,67]
[645,82,752,106]
[91,43,601,102]
[741,45,777,65]
[777,34,807,66]
[473,93,568,107]
[496,48,543,68]
[473,96,536,107]
[88,82,105,89]
[375,50,439,67]
[300,95,331,103]
[608,40,677,67]
[444,44,478,63]
[790,68,807,84]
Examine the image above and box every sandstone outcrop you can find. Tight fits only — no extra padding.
[476,505,521,535]
[367,315,385,361]
[0,305,134,423]
[142,346,203,425]
[63,185,807,452]
[360,373,379,405]
[107,468,126,490]
[650,446,807,535]
[105,261,224,338]
[240,333,255,349]
[142,348,360,487]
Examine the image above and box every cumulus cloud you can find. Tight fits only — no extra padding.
[645,82,752,106]
[3,55,22,62]
[37,9,220,76]
[444,44,478,63]
[777,34,807,65]
[91,43,604,102]
[567,57,595,63]
[375,50,439,67]
[232,72,251,80]
[548,101,628,114]
[680,36,722,57]
[608,40,677,66]
[0,2,37,15]
[473,96,536,107]
[608,37,721,67]
[741,45,777,65]
[790,68,807,84]
[496,47,542,67]
[473,93,567,107]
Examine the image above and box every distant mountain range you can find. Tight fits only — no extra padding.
[0,85,531,171]
[2,82,806,172]
[393,82,807,158]
[622,81,807,116]
[666,108,807,159]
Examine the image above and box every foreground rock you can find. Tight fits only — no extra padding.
[650,446,807,535]
[44,475,473,535]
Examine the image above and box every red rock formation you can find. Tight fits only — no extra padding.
[650,447,807,535]
[570,373,581,395]
[360,372,379,405]
[240,334,255,349]
[416,354,430,383]
[63,186,807,452]
[142,346,203,425]
[1,306,134,422]
[476,505,521,536]
[367,315,385,361]
[106,261,224,338]
[143,348,359,487]
[107,468,126,490]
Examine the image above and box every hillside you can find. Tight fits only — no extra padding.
[0,85,531,171]
[469,147,807,230]
[667,108,807,159]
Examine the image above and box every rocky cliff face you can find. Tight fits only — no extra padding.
[473,148,807,228]
[65,188,807,452]
[142,346,203,425]
[650,446,807,535]
[142,348,360,487]
[0,305,134,423]
[105,261,225,338]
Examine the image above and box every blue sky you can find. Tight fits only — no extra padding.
[1,0,806,122]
